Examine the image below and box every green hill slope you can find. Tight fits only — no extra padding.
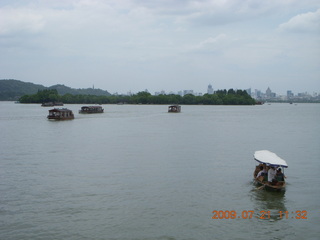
[0,79,111,101]
[0,79,46,100]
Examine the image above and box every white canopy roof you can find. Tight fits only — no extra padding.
[254,150,288,168]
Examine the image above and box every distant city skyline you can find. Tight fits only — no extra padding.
[66,83,320,97]
[121,84,319,98]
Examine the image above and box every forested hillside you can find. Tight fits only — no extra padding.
[0,79,46,100]
[0,79,111,100]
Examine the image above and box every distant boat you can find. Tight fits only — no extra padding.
[79,106,104,114]
[41,102,64,107]
[253,150,288,191]
[168,105,181,113]
[255,101,264,105]
[47,108,74,120]
[42,102,54,107]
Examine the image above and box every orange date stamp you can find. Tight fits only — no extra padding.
[212,210,308,219]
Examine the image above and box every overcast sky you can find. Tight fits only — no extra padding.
[1,0,319,95]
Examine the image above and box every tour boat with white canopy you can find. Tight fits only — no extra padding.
[253,150,288,191]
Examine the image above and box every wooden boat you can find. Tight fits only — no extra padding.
[79,106,104,114]
[253,150,288,191]
[42,102,64,107]
[42,102,54,107]
[168,105,181,113]
[47,108,74,120]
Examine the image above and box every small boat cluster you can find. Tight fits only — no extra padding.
[47,105,181,120]
[47,105,103,120]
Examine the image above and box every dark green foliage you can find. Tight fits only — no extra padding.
[19,89,256,105]
[19,89,60,103]
[0,79,111,101]
[0,79,45,100]
[48,84,111,96]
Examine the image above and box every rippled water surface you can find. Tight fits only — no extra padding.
[1,102,319,239]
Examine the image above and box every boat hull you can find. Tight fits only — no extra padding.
[79,110,103,114]
[253,179,286,191]
[79,106,104,114]
[47,116,74,120]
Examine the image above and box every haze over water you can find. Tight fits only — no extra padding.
[1,102,319,239]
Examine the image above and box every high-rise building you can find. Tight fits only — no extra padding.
[287,90,294,98]
[255,89,262,98]
[266,87,272,97]
[266,87,276,98]
[207,84,214,94]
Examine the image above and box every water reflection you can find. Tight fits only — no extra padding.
[250,186,287,221]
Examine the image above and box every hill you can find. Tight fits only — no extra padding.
[47,84,111,96]
[0,79,111,101]
[0,79,46,100]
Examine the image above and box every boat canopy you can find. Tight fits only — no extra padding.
[254,150,288,168]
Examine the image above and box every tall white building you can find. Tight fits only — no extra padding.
[207,84,214,94]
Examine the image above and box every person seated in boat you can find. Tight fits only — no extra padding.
[275,168,285,185]
[256,165,267,182]
[268,166,277,185]
[276,168,285,181]
[254,164,263,178]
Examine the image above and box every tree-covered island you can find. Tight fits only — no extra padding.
[19,89,256,105]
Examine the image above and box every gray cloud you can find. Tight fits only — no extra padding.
[0,7,45,35]
[278,8,320,33]
[0,0,319,94]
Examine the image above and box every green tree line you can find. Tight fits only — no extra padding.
[19,89,256,105]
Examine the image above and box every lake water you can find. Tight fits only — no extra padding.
[0,102,319,240]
